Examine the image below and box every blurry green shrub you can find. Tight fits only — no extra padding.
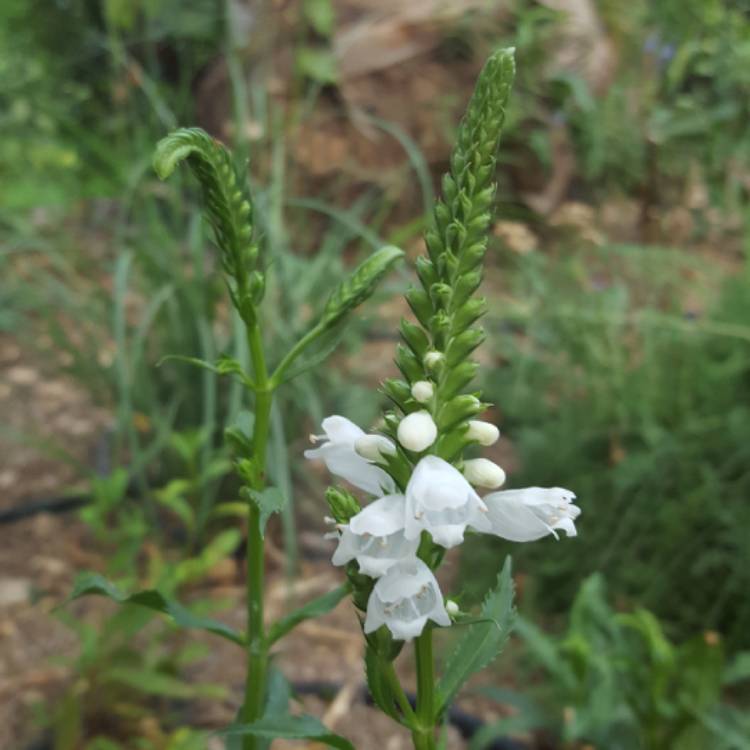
[474,575,750,749]
[465,243,750,648]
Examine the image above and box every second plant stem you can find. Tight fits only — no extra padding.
[412,629,437,750]
[242,322,273,750]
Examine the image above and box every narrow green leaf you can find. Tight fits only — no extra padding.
[158,353,254,388]
[68,572,244,646]
[221,715,355,750]
[268,583,351,645]
[321,245,404,328]
[242,486,288,536]
[436,557,515,713]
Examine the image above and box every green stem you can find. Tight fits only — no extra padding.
[241,323,273,750]
[412,629,437,750]
[383,662,417,726]
[268,322,325,389]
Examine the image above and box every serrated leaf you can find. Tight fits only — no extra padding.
[241,486,287,536]
[68,572,244,646]
[268,582,350,645]
[220,715,355,749]
[321,245,404,328]
[436,557,515,713]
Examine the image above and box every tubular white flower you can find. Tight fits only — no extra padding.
[305,416,396,495]
[411,380,435,403]
[397,410,438,452]
[364,558,450,641]
[355,434,396,464]
[404,455,491,548]
[484,487,580,542]
[331,494,418,578]
[466,420,500,446]
[463,458,506,489]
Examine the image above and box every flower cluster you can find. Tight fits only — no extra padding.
[306,415,580,641]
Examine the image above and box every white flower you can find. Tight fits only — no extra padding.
[484,487,580,542]
[404,455,491,548]
[331,494,418,577]
[463,458,506,489]
[411,380,435,403]
[355,434,396,464]
[305,416,396,495]
[397,410,438,452]
[466,420,500,446]
[364,558,450,641]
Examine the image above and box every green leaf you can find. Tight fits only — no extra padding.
[104,666,226,700]
[268,583,351,645]
[158,354,254,388]
[436,557,515,713]
[321,245,404,328]
[174,528,242,585]
[297,46,338,84]
[68,572,244,646]
[221,715,355,750]
[242,486,288,536]
[303,0,335,36]
[724,651,750,685]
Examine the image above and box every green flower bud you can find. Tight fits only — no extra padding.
[325,486,362,524]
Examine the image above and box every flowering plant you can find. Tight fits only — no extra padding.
[306,48,580,748]
[65,46,579,750]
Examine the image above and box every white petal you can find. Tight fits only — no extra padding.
[331,527,358,566]
[484,487,579,542]
[355,434,396,463]
[349,494,406,536]
[321,415,365,443]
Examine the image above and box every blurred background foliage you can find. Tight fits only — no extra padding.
[3,0,750,747]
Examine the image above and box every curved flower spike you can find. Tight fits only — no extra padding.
[305,416,396,496]
[483,487,580,542]
[331,494,418,577]
[404,455,491,548]
[364,558,450,641]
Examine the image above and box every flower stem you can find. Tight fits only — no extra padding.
[383,662,417,726]
[412,629,437,750]
[241,322,273,750]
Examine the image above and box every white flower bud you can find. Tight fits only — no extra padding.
[411,380,434,403]
[446,599,460,617]
[466,420,500,446]
[463,458,506,489]
[355,434,397,464]
[423,350,444,370]
[397,410,438,452]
